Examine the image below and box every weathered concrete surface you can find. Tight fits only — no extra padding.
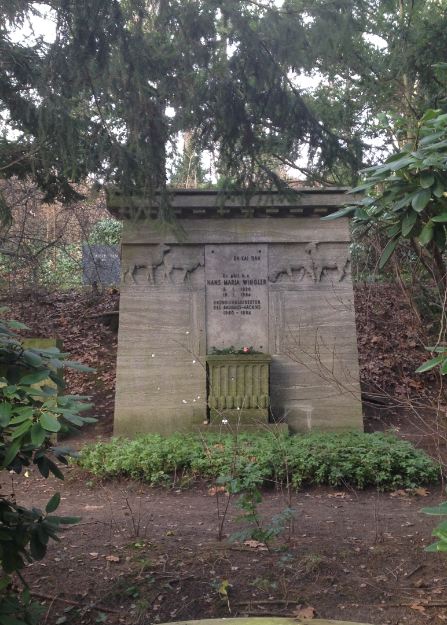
[159,618,372,625]
[111,191,363,436]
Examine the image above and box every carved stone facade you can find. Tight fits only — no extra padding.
[108,189,363,436]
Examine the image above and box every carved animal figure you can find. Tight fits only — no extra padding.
[269,262,312,283]
[123,244,170,283]
[268,245,315,283]
[162,246,204,282]
[305,242,350,282]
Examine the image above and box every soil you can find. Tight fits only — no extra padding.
[4,283,447,625]
[11,467,447,625]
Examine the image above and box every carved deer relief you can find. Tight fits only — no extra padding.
[268,245,315,283]
[305,242,351,282]
[122,244,170,284]
[162,246,205,283]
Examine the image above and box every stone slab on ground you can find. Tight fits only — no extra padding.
[160,618,372,625]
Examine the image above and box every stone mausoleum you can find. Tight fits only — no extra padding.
[107,188,363,436]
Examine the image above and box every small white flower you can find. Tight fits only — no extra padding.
[236,407,240,411]
[197,395,201,399]
[222,419,228,425]
[185,331,190,335]
[182,399,187,404]
[192,360,196,364]
[151,353,155,358]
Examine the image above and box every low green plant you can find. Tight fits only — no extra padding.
[421,501,447,552]
[78,431,438,491]
[0,312,96,624]
[38,245,82,289]
[88,218,122,245]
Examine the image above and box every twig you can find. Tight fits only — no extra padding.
[30,592,120,614]
[388,601,447,608]
[153,572,194,580]
[238,612,295,617]
[405,564,424,578]
[236,599,303,606]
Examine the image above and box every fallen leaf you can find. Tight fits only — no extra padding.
[243,539,268,550]
[105,555,120,562]
[410,603,426,613]
[293,605,316,619]
[208,486,227,497]
[414,487,429,497]
[390,489,409,498]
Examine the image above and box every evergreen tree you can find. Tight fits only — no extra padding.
[0,0,358,215]
[290,0,447,179]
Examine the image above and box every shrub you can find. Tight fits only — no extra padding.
[88,218,122,245]
[78,431,439,491]
[0,313,95,624]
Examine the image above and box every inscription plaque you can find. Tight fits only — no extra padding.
[205,244,268,351]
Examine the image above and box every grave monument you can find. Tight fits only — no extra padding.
[107,188,363,436]
[82,244,121,286]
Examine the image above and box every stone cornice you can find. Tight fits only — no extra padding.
[106,187,355,220]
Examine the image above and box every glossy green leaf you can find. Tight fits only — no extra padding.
[320,205,356,220]
[433,178,445,198]
[422,502,447,515]
[0,403,12,427]
[62,360,95,373]
[418,221,434,246]
[19,370,49,385]
[21,350,43,367]
[389,155,416,171]
[39,413,61,433]
[9,410,32,425]
[421,109,441,122]
[415,354,444,373]
[386,223,401,237]
[3,439,20,467]
[432,213,447,222]
[378,237,398,269]
[10,419,32,439]
[47,459,64,480]
[0,615,30,625]
[30,423,47,447]
[45,492,61,513]
[412,189,432,212]
[401,211,417,236]
[420,171,435,188]
[30,532,46,560]
[7,320,29,330]
[425,541,445,552]
[434,225,446,250]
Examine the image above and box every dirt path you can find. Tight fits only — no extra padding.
[9,465,447,625]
